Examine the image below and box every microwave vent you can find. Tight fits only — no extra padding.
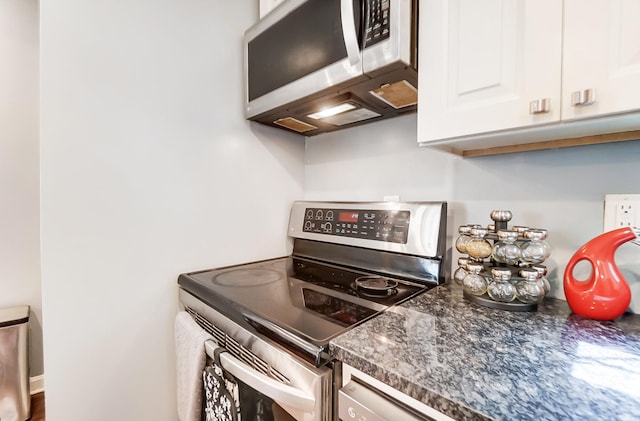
[274,117,317,133]
[370,80,418,109]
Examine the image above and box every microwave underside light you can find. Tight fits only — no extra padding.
[317,106,381,126]
[305,95,382,127]
[307,103,357,119]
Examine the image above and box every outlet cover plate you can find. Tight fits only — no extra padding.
[604,194,640,231]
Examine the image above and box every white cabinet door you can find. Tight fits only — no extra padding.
[562,0,640,121]
[418,0,562,143]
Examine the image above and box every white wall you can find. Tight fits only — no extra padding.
[0,0,43,376]
[305,114,640,311]
[39,1,304,420]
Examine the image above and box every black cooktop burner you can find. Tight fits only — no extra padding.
[353,275,399,297]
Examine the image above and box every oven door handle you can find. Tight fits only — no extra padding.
[242,311,330,366]
[204,340,316,412]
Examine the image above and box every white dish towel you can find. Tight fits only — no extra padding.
[175,311,214,421]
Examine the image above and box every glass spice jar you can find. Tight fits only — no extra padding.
[531,264,551,295]
[512,225,530,247]
[520,229,550,264]
[465,227,493,260]
[492,230,521,265]
[463,262,488,296]
[455,225,473,253]
[516,268,545,304]
[486,267,517,302]
[453,257,470,285]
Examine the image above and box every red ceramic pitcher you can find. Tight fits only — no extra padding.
[563,227,639,321]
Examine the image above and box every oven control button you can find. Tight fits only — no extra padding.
[305,209,313,219]
[323,222,332,233]
[326,210,334,220]
[316,210,324,220]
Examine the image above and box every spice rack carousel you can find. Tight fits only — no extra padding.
[454,210,551,312]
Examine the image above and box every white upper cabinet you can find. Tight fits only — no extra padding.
[419,0,562,140]
[562,0,640,121]
[418,0,640,156]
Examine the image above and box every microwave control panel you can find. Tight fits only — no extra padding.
[302,208,409,244]
[364,0,391,48]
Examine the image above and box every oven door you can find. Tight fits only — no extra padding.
[180,289,334,421]
[204,340,323,421]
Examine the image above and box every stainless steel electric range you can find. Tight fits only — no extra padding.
[178,201,447,421]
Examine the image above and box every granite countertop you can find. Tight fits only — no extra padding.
[330,282,640,421]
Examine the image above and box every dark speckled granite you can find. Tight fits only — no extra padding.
[330,282,640,421]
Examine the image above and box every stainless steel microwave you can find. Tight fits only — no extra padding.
[243,0,418,136]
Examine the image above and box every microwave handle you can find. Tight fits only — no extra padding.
[341,0,361,66]
[204,340,316,412]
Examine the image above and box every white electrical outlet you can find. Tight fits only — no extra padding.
[603,194,640,231]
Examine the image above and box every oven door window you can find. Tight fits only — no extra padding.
[236,382,297,421]
[204,367,297,421]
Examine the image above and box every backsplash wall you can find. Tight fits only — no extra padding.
[305,114,640,313]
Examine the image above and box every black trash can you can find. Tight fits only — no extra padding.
[0,305,30,421]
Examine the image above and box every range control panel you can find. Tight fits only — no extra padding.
[303,207,410,244]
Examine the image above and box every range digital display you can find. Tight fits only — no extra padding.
[338,212,359,223]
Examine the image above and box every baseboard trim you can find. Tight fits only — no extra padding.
[30,374,44,394]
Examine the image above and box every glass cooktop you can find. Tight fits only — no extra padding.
[177,256,431,348]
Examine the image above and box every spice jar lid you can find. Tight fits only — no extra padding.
[470,227,488,237]
[532,264,548,275]
[466,262,484,273]
[490,210,513,222]
[458,225,472,234]
[512,225,529,235]
[529,228,548,237]
[524,229,547,240]
[457,257,470,267]
[519,268,539,280]
[496,230,519,241]
[491,267,512,280]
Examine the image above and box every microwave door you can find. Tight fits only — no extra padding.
[244,0,365,119]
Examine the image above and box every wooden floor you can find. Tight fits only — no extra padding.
[31,392,45,421]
